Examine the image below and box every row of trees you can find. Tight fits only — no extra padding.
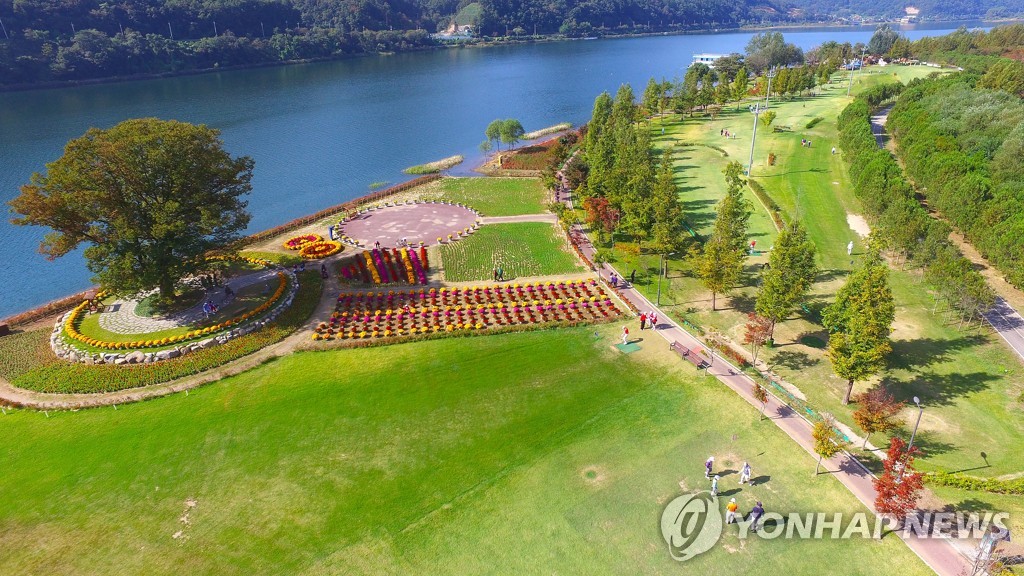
[888,74,1024,292]
[837,82,994,332]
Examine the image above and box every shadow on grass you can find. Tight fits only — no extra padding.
[769,349,820,371]
[887,334,989,371]
[883,370,999,407]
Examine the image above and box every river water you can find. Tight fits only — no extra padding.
[0,21,990,317]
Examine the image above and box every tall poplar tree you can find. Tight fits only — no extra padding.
[650,148,685,252]
[695,162,751,310]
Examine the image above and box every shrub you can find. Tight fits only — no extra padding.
[805,116,824,129]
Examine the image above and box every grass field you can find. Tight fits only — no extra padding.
[0,325,931,575]
[440,222,582,281]
[428,177,548,216]
[621,66,1024,491]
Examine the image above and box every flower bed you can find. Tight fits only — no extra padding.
[298,240,342,260]
[314,279,621,342]
[283,234,323,250]
[339,247,430,285]
[13,271,323,394]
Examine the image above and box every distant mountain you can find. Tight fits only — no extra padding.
[785,0,1024,21]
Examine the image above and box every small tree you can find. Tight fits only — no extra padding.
[743,313,773,364]
[752,382,769,419]
[812,413,848,475]
[852,387,905,448]
[583,196,619,242]
[873,436,923,523]
[485,119,503,150]
[500,118,526,150]
[760,110,777,128]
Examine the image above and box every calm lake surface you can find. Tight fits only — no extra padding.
[0,22,990,317]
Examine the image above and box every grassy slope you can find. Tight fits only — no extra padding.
[641,66,1024,483]
[440,222,582,281]
[0,325,930,575]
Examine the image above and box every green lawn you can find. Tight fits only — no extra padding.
[630,66,1024,490]
[440,222,582,281]
[0,325,931,575]
[431,177,548,216]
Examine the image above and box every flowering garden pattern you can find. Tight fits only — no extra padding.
[61,271,289,351]
[313,279,621,341]
[338,247,430,285]
[283,234,323,250]
[298,240,342,260]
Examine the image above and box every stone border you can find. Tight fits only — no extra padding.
[334,200,483,248]
[50,268,299,365]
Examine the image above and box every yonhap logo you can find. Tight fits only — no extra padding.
[660,491,723,562]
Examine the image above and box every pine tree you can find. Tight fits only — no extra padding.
[695,162,750,311]
[732,66,749,108]
[755,220,818,339]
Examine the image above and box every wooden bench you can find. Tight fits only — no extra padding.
[669,341,709,370]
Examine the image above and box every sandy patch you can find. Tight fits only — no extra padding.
[847,213,871,238]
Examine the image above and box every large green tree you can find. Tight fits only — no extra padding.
[10,118,253,302]
[695,162,751,310]
[755,221,818,339]
[822,252,895,404]
[650,148,685,252]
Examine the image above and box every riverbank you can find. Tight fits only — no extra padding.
[1,18,1013,94]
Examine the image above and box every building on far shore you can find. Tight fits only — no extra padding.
[691,53,728,68]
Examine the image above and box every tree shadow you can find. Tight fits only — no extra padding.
[887,335,989,371]
[726,292,757,314]
[815,268,849,283]
[882,370,998,407]
[718,488,742,497]
[769,349,820,371]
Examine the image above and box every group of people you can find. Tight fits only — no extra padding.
[720,129,734,138]
[608,269,636,289]
[639,310,658,331]
[801,138,813,148]
[705,456,765,531]
[491,267,506,281]
[201,300,220,318]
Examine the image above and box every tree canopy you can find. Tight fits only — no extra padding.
[10,118,254,302]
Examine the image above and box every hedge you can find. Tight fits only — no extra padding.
[924,471,1024,495]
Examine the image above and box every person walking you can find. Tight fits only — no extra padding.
[649,311,658,330]
[493,267,498,281]
[630,269,636,285]
[739,462,752,485]
[611,273,618,288]
[847,240,854,256]
[621,326,630,345]
[711,474,720,496]
[726,498,739,524]
[704,456,715,479]
[498,266,504,281]
[831,146,837,155]
[639,312,647,330]
[749,501,765,532]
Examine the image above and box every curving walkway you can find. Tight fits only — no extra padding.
[98,269,280,334]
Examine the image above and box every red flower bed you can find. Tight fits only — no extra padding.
[314,279,622,341]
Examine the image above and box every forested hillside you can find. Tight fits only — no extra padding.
[0,0,791,87]
[788,0,1024,20]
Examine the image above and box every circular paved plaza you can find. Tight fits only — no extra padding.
[339,203,478,248]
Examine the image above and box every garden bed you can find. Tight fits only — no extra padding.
[440,222,582,281]
[314,280,621,342]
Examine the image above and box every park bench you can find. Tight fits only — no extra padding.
[669,341,709,370]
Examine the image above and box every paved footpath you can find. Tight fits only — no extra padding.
[569,225,975,576]
[872,106,1024,365]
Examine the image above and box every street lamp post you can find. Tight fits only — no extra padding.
[847,47,867,97]
[746,103,762,176]
[906,396,923,461]
[656,252,677,305]
[764,67,778,109]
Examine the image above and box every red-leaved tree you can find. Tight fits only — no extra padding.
[743,313,773,364]
[584,197,620,242]
[873,436,924,523]
[852,387,905,448]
